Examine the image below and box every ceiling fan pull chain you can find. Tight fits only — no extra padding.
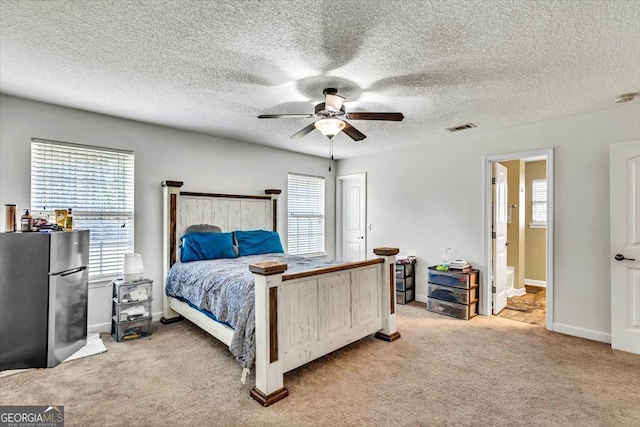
[329,136,334,171]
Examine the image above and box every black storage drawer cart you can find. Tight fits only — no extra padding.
[427,267,479,320]
[111,278,153,341]
[396,258,416,305]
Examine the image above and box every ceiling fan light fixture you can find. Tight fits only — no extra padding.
[315,118,346,138]
[325,93,345,112]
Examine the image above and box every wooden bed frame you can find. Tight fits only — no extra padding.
[161,181,400,406]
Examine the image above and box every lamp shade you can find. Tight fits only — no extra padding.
[325,93,345,111]
[315,119,346,138]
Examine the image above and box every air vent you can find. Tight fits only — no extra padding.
[615,92,639,103]
[446,123,477,132]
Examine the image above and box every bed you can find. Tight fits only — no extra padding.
[161,181,401,406]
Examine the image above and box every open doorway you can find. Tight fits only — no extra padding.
[495,157,547,326]
[483,149,554,330]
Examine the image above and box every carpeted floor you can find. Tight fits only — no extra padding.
[1,302,639,427]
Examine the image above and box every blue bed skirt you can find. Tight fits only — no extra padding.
[174,295,233,329]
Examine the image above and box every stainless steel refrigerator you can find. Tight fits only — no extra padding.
[0,229,89,370]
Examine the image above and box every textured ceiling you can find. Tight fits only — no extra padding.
[1,0,639,159]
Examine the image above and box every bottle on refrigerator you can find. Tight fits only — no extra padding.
[20,209,32,232]
[4,204,16,232]
[65,208,73,231]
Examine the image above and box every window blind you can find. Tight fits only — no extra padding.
[287,173,325,256]
[31,139,134,281]
[531,179,547,224]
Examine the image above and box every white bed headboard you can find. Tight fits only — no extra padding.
[161,181,281,272]
[178,194,271,238]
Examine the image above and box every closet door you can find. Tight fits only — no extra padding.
[610,140,640,354]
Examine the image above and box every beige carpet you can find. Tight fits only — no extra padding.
[1,303,639,427]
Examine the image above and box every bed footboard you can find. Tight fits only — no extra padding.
[249,247,400,406]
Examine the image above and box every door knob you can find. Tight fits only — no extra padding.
[356,236,364,239]
[614,254,636,261]
[505,242,511,247]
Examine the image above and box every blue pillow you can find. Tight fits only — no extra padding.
[234,230,284,256]
[180,232,237,262]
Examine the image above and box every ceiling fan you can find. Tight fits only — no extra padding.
[258,88,404,141]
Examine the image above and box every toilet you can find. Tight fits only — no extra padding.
[506,266,526,296]
[506,266,514,291]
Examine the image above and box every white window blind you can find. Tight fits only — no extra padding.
[531,179,547,225]
[287,173,325,256]
[31,139,134,281]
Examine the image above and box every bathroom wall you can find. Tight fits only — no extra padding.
[525,160,547,283]
[500,160,525,290]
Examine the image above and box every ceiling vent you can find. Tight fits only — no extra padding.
[446,123,477,132]
[615,92,639,103]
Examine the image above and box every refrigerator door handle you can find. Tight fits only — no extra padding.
[57,266,87,277]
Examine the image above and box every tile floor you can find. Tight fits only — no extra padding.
[496,285,546,327]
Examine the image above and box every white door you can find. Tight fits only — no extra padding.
[493,163,508,314]
[341,173,366,262]
[610,140,640,354]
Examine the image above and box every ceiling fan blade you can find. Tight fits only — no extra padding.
[342,122,366,141]
[258,114,315,119]
[290,122,317,139]
[345,112,405,121]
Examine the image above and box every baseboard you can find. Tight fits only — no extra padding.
[553,322,611,344]
[507,287,527,297]
[525,279,546,287]
[306,288,606,345]
[88,321,111,334]
[88,311,164,334]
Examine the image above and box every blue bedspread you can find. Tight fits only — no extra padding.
[165,253,345,370]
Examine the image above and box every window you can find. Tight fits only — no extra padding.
[31,139,134,281]
[287,173,325,256]
[531,179,547,227]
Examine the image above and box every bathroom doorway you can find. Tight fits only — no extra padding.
[483,149,553,330]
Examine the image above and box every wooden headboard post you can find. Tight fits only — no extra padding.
[265,189,281,232]
[373,247,402,342]
[161,180,183,323]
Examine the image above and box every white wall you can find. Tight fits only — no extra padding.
[0,94,336,333]
[337,103,640,343]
